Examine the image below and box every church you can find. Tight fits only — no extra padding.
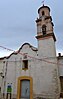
[0,4,63,99]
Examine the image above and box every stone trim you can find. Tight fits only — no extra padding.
[17,76,33,99]
[36,33,56,41]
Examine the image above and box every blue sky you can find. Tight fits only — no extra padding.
[0,0,63,57]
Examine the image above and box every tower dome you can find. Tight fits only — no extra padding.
[38,5,50,18]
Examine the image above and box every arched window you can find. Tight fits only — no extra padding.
[42,11,45,16]
[42,25,46,35]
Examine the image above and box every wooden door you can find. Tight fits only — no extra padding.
[20,80,30,99]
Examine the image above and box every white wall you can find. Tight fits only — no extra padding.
[0,43,60,99]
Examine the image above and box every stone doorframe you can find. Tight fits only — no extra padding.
[17,76,33,99]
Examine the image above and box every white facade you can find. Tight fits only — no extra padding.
[0,5,63,99]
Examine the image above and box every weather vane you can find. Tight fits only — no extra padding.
[42,0,45,5]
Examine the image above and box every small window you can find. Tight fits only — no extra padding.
[42,11,45,16]
[42,25,46,35]
[22,60,28,70]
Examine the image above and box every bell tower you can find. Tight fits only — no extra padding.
[36,5,56,58]
[35,5,60,99]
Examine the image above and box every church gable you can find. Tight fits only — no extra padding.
[19,43,38,52]
[0,43,38,61]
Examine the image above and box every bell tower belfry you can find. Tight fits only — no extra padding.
[36,5,56,58]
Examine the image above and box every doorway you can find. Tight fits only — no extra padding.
[20,80,30,99]
[17,76,33,99]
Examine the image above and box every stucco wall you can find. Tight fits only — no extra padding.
[0,43,60,99]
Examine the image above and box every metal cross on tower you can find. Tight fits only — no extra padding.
[42,0,45,5]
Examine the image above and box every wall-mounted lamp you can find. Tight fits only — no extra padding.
[0,72,4,78]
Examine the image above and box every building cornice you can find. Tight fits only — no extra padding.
[36,33,56,41]
[0,43,38,60]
